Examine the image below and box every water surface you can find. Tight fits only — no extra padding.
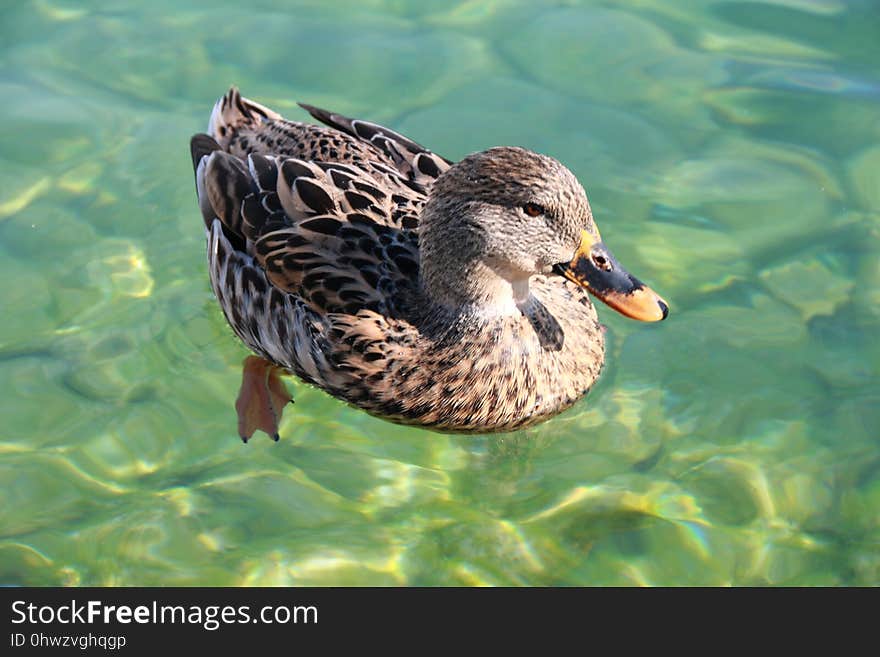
[1,0,878,585]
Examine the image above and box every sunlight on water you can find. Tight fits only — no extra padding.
[0,0,877,586]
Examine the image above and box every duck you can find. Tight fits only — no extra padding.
[190,87,667,442]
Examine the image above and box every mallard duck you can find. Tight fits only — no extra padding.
[190,87,667,441]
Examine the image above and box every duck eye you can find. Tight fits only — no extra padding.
[522,203,545,217]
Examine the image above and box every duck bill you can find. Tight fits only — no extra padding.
[554,230,668,321]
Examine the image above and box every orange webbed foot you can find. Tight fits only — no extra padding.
[234,356,293,443]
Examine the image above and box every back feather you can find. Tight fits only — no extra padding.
[191,87,437,319]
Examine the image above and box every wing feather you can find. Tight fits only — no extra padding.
[193,87,441,396]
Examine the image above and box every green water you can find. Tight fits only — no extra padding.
[1,0,878,586]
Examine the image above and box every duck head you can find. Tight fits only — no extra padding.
[419,147,667,321]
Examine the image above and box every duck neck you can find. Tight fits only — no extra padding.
[420,250,531,318]
[418,196,534,318]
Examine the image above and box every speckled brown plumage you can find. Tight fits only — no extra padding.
[192,87,611,434]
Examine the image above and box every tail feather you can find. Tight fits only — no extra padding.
[209,86,282,149]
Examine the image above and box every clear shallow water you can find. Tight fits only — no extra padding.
[1,0,878,585]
